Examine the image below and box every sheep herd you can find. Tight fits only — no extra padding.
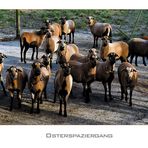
[0,16,147,117]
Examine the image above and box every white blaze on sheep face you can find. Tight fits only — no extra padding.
[126,67,134,80]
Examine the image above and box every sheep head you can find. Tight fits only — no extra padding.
[107,52,118,64]
[60,16,67,25]
[0,53,7,64]
[86,16,96,26]
[126,67,137,81]
[32,62,42,76]
[60,62,72,76]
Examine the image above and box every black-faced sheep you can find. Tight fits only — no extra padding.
[39,31,60,69]
[86,16,112,48]
[28,61,51,113]
[118,62,138,106]
[20,27,48,63]
[5,66,28,111]
[101,36,129,62]
[54,62,73,117]
[0,53,7,95]
[96,52,117,102]
[128,38,148,66]
[60,17,75,43]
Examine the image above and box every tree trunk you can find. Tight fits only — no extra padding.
[16,10,20,39]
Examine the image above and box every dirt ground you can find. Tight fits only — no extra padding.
[0,30,148,125]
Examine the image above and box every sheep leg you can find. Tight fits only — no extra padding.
[121,86,124,100]
[31,47,35,60]
[93,36,96,48]
[20,45,24,62]
[30,93,35,114]
[24,46,29,64]
[129,89,133,106]
[82,83,86,97]
[0,80,7,96]
[69,33,71,43]
[72,32,74,43]
[85,88,90,103]
[59,98,62,116]
[63,97,67,117]
[9,91,14,111]
[130,55,134,64]
[142,56,147,66]
[108,82,113,100]
[102,82,107,102]
[125,90,128,102]
[50,54,53,69]
[17,91,21,109]
[36,47,39,60]
[95,37,98,47]
[37,94,41,114]
[135,55,138,66]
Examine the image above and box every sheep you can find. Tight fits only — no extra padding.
[54,62,73,117]
[56,40,79,64]
[100,36,129,62]
[86,16,112,48]
[45,20,62,38]
[39,31,60,69]
[70,48,97,63]
[0,53,7,96]
[20,27,48,63]
[143,36,148,40]
[96,52,118,102]
[128,38,148,66]
[60,17,75,43]
[28,61,51,113]
[69,56,97,103]
[5,66,28,111]
[118,62,138,106]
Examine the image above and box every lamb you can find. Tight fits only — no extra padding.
[60,17,75,43]
[20,27,48,63]
[69,56,97,103]
[70,48,97,63]
[54,62,73,117]
[45,20,62,38]
[56,40,79,64]
[100,36,129,62]
[86,16,112,48]
[96,52,117,102]
[118,62,138,106]
[28,61,51,113]
[39,31,60,69]
[128,38,148,66]
[0,53,7,95]
[5,66,28,111]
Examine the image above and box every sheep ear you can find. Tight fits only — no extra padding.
[2,54,7,58]
[6,68,10,72]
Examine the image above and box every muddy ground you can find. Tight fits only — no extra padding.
[0,30,148,125]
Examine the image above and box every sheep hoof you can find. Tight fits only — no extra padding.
[37,109,40,114]
[59,112,62,116]
[129,102,132,107]
[9,108,12,111]
[85,98,90,103]
[64,113,67,117]
[30,109,33,114]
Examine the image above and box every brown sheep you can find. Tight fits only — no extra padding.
[86,16,112,48]
[20,27,48,63]
[96,52,117,102]
[28,61,51,113]
[0,53,7,95]
[101,36,129,62]
[60,17,75,43]
[45,20,62,38]
[54,62,73,117]
[69,56,97,103]
[128,38,148,66]
[143,36,148,40]
[118,62,138,106]
[39,31,60,69]
[5,66,28,111]
[56,40,79,64]
[70,48,97,63]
